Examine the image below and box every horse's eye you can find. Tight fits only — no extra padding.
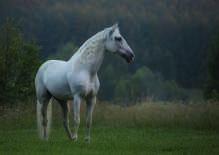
[115,36,122,42]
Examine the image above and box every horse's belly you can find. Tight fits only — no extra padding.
[45,77,71,100]
[50,88,72,100]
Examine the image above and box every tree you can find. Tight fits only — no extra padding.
[204,33,219,100]
[114,79,130,105]
[0,19,40,103]
[130,67,153,101]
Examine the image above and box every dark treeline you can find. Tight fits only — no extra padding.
[0,0,218,103]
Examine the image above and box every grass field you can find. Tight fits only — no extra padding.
[0,101,219,154]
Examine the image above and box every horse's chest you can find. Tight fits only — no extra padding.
[77,81,97,97]
[68,71,99,97]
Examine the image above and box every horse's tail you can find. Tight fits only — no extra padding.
[36,98,53,140]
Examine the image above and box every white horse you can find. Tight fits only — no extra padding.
[35,23,134,142]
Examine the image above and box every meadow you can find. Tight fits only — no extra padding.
[0,100,219,154]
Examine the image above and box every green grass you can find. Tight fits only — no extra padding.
[0,101,219,154]
[0,127,219,155]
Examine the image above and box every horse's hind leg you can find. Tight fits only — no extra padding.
[41,98,51,139]
[58,100,73,139]
[37,94,52,140]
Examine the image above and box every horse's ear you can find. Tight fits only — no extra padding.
[112,22,118,29]
[109,22,118,36]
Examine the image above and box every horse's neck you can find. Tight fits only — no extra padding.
[69,30,106,74]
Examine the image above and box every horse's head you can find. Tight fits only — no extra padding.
[105,23,135,63]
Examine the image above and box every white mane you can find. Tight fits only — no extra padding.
[69,28,109,73]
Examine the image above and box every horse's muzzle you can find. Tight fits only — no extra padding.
[126,51,135,64]
[119,49,135,64]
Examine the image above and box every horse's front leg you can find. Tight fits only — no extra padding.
[85,96,96,143]
[72,94,81,141]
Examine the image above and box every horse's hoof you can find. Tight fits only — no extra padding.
[42,135,49,141]
[84,136,91,143]
[71,135,78,141]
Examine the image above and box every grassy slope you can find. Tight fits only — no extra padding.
[0,101,219,154]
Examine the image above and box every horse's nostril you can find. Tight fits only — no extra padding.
[130,53,135,58]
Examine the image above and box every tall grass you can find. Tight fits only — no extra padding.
[0,100,219,130]
[93,101,219,130]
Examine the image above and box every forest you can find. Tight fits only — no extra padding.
[0,0,218,104]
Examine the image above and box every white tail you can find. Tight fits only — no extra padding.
[36,98,53,140]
